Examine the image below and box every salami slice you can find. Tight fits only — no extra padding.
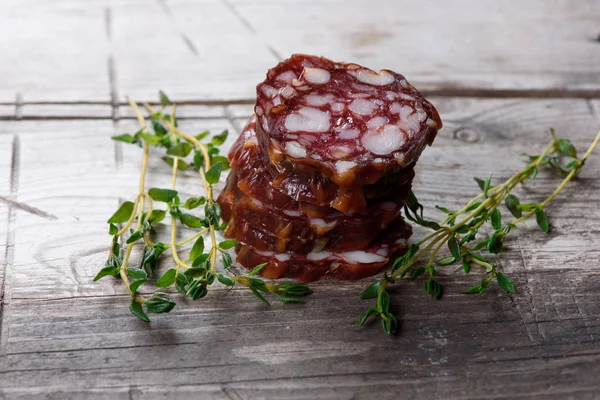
[255,54,442,189]
[223,115,414,214]
[234,220,412,282]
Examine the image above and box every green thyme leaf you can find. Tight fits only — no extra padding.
[461,257,471,273]
[251,288,270,305]
[130,300,150,322]
[274,294,304,304]
[148,209,167,223]
[435,256,458,266]
[127,268,147,280]
[148,188,178,202]
[126,230,143,244]
[112,133,138,144]
[246,262,268,276]
[129,278,146,293]
[179,213,205,228]
[410,267,426,281]
[462,285,484,295]
[487,231,504,254]
[217,273,235,286]
[175,273,190,293]
[196,131,210,140]
[474,177,485,191]
[535,209,549,232]
[93,266,120,281]
[145,292,176,313]
[162,156,190,170]
[211,130,229,146]
[557,139,577,158]
[360,281,382,299]
[222,252,233,269]
[182,197,206,210]
[465,202,482,212]
[491,209,502,230]
[166,142,192,158]
[447,236,461,260]
[219,239,236,250]
[155,268,177,288]
[107,201,135,224]
[205,162,223,184]
[189,236,205,261]
[192,253,210,268]
[496,272,516,293]
[381,313,398,335]
[358,308,377,327]
[483,174,492,197]
[505,194,522,218]
[158,90,171,105]
[211,156,230,170]
[109,224,118,235]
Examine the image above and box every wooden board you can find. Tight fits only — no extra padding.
[0,98,599,399]
[1,0,599,104]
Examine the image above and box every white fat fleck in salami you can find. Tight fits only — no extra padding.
[340,251,386,263]
[331,102,345,113]
[348,98,377,116]
[261,85,277,98]
[398,113,421,135]
[366,116,388,130]
[283,209,302,217]
[280,86,295,99]
[416,106,427,122]
[376,249,388,256]
[291,79,303,87]
[386,91,399,100]
[348,69,395,86]
[285,141,307,158]
[335,160,357,173]
[338,128,360,139]
[309,218,337,228]
[272,96,281,106]
[362,124,406,155]
[284,107,331,132]
[256,106,264,116]
[305,94,333,106]
[274,253,291,262]
[399,93,416,101]
[329,145,352,159]
[276,71,297,83]
[303,67,331,84]
[307,251,332,261]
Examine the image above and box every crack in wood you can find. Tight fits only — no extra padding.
[0,135,20,355]
[180,33,199,56]
[0,196,57,220]
[221,0,282,61]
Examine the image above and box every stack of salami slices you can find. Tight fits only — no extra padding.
[217,54,442,282]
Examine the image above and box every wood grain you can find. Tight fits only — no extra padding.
[0,98,599,398]
[2,0,600,103]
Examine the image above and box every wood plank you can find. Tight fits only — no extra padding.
[0,0,110,103]
[2,0,599,104]
[0,98,599,398]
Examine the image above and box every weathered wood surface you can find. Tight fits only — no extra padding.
[2,0,600,398]
[1,0,599,104]
[0,99,599,400]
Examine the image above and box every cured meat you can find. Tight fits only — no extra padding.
[215,55,442,282]
[255,54,441,187]
[220,183,406,253]
[235,220,412,282]
[224,115,415,214]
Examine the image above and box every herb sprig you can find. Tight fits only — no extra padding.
[359,129,600,334]
[95,93,311,321]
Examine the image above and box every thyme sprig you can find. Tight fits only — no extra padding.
[359,129,600,334]
[95,92,311,321]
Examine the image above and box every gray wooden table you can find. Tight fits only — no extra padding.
[1,1,600,399]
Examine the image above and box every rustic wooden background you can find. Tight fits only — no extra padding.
[1,0,600,398]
